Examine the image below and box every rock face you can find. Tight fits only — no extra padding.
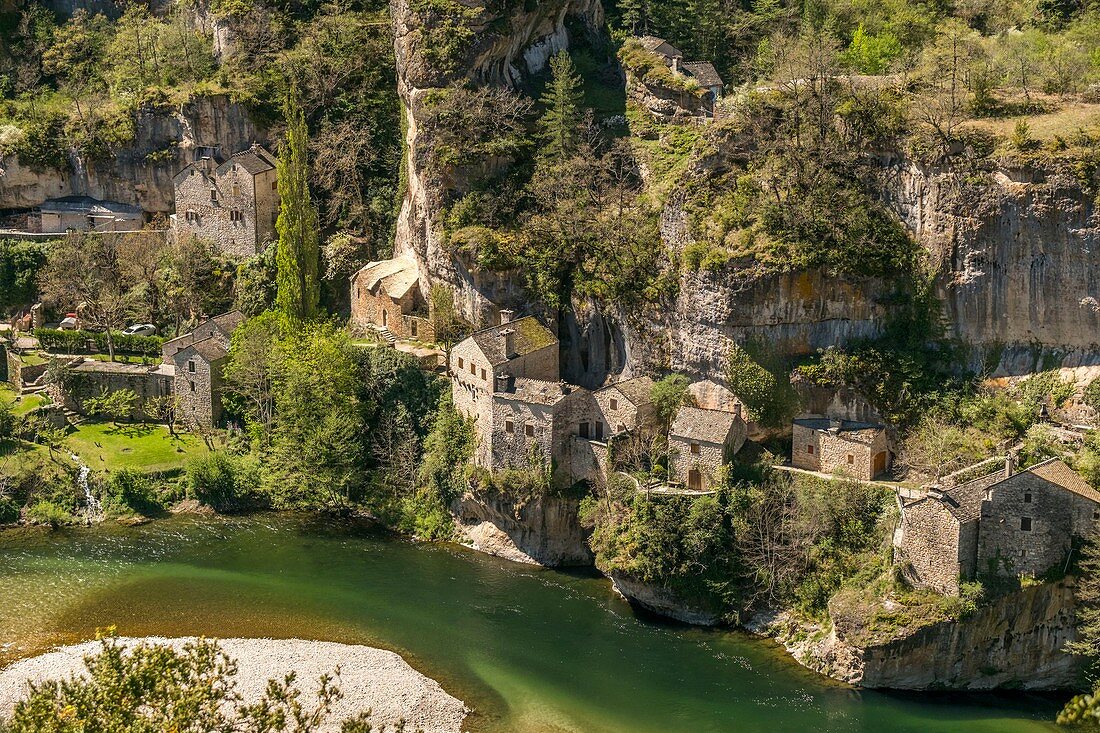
[0,95,265,213]
[390,0,604,326]
[882,160,1100,373]
[766,580,1082,690]
[610,573,722,626]
[452,488,593,566]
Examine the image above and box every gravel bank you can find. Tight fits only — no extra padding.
[0,637,468,732]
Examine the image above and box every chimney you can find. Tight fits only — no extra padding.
[499,309,514,325]
[671,55,680,74]
[1005,453,1016,478]
[829,418,842,434]
[495,373,513,393]
[501,328,516,359]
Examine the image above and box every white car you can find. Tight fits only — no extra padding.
[122,323,157,337]
[59,316,78,330]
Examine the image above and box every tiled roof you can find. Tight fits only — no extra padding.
[469,316,557,367]
[638,35,682,58]
[225,146,276,175]
[681,61,723,87]
[940,472,1002,522]
[1020,458,1100,504]
[210,310,245,334]
[352,257,420,300]
[794,417,884,441]
[670,406,737,444]
[185,336,228,363]
[600,376,653,406]
[496,377,573,406]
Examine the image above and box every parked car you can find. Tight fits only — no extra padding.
[59,314,78,330]
[121,323,157,337]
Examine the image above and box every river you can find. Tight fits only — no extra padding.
[0,514,1059,732]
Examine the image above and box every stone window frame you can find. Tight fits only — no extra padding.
[188,360,196,373]
[457,357,464,370]
[847,454,854,464]
[185,209,199,223]
[209,187,218,203]
[1021,517,1033,531]
[469,362,476,376]
[525,424,535,438]
[806,444,815,455]
[189,382,195,392]
[690,442,700,455]
[230,209,244,223]
[481,368,486,380]
[505,420,514,434]
[609,397,618,411]
[1024,491,1032,503]
[579,422,590,439]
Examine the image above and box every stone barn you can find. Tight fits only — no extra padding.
[594,376,654,437]
[171,337,228,428]
[792,417,891,480]
[897,458,1100,593]
[349,256,434,342]
[669,406,746,490]
[171,144,278,258]
[162,310,243,362]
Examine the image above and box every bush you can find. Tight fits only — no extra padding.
[33,328,163,356]
[24,499,75,528]
[0,495,20,524]
[186,452,254,511]
[100,469,164,517]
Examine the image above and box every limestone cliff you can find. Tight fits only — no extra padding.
[452,487,593,567]
[882,159,1100,374]
[391,0,604,325]
[763,579,1082,690]
[0,94,265,213]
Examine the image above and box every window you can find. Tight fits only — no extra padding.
[579,422,590,439]
[411,321,418,337]
[505,420,514,434]
[807,444,815,455]
[1024,492,1032,503]
[1094,509,1100,521]
[185,210,199,222]
[210,188,218,203]
[232,183,240,196]
[617,423,626,433]
[525,424,535,438]
[690,443,700,455]
[1021,517,1033,531]
[609,398,618,411]
[230,209,243,222]
[271,180,277,191]
[189,382,195,392]
[847,454,854,464]
[481,368,486,380]
[188,360,195,373]
[595,422,604,440]
[469,362,476,375]
[457,357,464,370]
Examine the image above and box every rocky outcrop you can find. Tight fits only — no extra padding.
[0,95,264,213]
[452,488,593,567]
[882,159,1100,374]
[610,573,722,625]
[762,579,1082,690]
[391,0,603,325]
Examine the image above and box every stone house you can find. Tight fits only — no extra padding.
[594,376,654,437]
[791,417,891,480]
[171,337,228,428]
[450,314,560,469]
[38,196,143,234]
[669,406,746,491]
[162,310,243,362]
[897,458,1100,594]
[637,35,726,101]
[171,144,278,258]
[349,256,434,342]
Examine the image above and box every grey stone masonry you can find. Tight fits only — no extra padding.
[792,417,891,480]
[172,145,278,258]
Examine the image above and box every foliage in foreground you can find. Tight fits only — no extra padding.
[0,634,375,732]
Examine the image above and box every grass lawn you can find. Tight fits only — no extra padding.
[63,421,208,473]
[0,383,50,417]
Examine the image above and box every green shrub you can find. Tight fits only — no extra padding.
[186,452,253,511]
[24,500,75,528]
[101,469,163,517]
[33,328,163,356]
[0,494,20,524]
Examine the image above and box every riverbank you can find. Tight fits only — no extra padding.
[0,637,468,733]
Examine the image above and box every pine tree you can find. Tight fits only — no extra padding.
[274,87,321,321]
[538,50,583,162]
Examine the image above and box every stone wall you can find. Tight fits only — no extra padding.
[173,162,274,258]
[977,473,1094,578]
[669,436,726,489]
[791,423,888,481]
[895,499,969,595]
[55,362,173,420]
[174,352,223,427]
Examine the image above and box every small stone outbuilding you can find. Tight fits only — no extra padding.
[595,376,654,437]
[171,144,278,258]
[349,256,434,342]
[171,337,228,428]
[38,196,143,233]
[669,406,746,490]
[792,417,891,480]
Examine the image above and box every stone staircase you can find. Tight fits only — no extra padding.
[370,324,398,346]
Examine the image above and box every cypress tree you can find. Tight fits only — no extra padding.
[274,87,321,321]
[538,50,583,162]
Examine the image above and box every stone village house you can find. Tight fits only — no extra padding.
[50,311,242,429]
[450,315,661,487]
[896,457,1100,595]
[171,145,278,258]
[349,256,435,343]
[791,417,891,481]
[637,36,726,102]
[669,405,747,490]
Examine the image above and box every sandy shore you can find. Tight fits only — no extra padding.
[0,637,468,733]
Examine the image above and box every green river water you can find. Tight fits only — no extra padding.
[0,513,1061,732]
